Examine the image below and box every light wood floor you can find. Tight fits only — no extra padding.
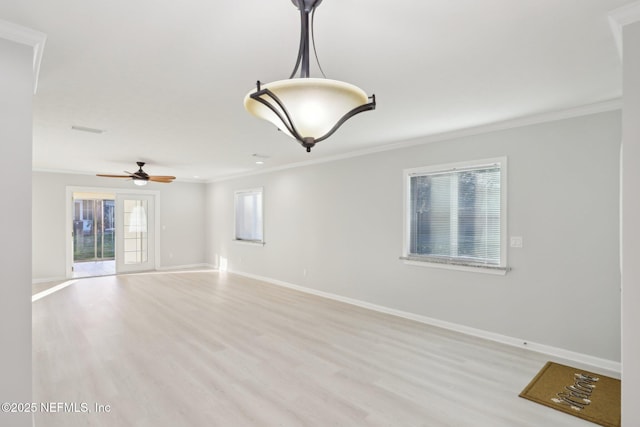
[33,271,599,426]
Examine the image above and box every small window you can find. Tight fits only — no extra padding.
[403,158,507,272]
[234,188,264,243]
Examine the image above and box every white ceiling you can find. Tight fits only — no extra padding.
[0,0,632,181]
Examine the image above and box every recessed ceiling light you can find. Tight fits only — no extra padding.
[71,125,105,134]
[252,153,269,165]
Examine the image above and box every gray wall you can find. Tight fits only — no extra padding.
[0,38,33,427]
[206,110,622,363]
[32,172,207,281]
[622,18,640,426]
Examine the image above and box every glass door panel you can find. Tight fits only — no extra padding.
[72,199,115,262]
[116,194,155,273]
[71,193,116,278]
[123,199,148,264]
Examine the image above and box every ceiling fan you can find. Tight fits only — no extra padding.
[96,162,176,186]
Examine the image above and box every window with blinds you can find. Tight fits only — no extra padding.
[404,158,507,270]
[234,188,264,243]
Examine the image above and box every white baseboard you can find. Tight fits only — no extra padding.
[156,263,213,271]
[230,269,621,375]
[32,276,67,284]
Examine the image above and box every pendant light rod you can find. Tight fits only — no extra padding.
[290,0,323,79]
[299,4,310,77]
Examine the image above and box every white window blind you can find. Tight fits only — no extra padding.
[406,161,505,268]
[234,188,263,242]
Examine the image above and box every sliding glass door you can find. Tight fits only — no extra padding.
[73,198,115,262]
[67,188,157,278]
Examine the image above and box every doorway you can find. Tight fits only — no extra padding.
[67,188,159,278]
[72,192,116,278]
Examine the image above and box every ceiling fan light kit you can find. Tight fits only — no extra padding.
[243,0,376,152]
[96,162,176,185]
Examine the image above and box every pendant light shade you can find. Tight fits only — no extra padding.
[244,0,375,152]
[244,78,371,144]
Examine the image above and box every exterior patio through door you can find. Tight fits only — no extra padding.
[72,192,116,278]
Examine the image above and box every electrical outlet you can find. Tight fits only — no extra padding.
[510,236,523,248]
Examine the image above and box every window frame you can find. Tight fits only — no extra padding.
[402,157,508,275]
[233,187,265,245]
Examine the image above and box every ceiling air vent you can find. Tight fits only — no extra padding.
[71,125,105,134]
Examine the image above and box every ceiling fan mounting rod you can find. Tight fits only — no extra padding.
[134,162,149,179]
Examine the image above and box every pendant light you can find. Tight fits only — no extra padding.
[244,0,376,152]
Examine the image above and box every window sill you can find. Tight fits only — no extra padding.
[399,256,509,276]
[233,239,265,246]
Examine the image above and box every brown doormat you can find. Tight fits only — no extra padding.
[519,361,620,427]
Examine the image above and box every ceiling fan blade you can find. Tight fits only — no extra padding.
[148,175,176,180]
[96,174,132,178]
[148,176,175,183]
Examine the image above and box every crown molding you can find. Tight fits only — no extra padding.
[210,98,622,183]
[609,1,640,59]
[0,19,47,94]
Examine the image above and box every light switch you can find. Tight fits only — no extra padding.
[510,236,523,248]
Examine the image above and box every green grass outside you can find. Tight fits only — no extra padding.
[74,231,115,261]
